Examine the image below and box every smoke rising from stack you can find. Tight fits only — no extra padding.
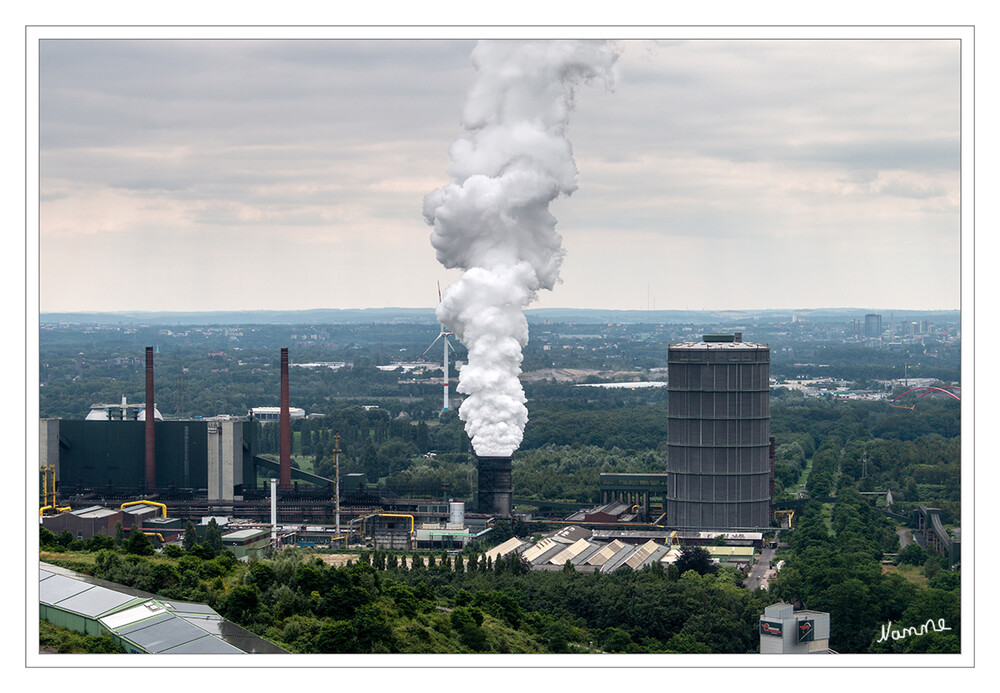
[423,40,618,456]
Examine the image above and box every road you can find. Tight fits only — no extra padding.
[745,545,777,591]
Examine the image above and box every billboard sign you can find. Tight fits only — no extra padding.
[797,619,815,643]
[759,620,783,637]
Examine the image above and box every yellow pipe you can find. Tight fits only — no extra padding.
[375,513,415,535]
[142,532,165,542]
[39,505,71,517]
[121,500,167,518]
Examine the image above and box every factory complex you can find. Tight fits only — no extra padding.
[36,333,852,655]
[39,334,782,554]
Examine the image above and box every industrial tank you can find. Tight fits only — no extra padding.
[666,334,771,529]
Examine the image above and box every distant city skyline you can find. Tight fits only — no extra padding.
[34,29,966,314]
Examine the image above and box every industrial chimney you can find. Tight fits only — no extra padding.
[279,347,292,490]
[145,346,156,491]
[476,455,513,517]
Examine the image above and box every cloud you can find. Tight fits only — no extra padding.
[37,38,961,312]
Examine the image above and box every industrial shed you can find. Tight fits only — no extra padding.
[221,528,271,559]
[39,562,285,654]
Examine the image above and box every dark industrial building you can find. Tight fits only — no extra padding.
[39,346,337,510]
[666,333,772,530]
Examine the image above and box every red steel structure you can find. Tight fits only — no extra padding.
[892,386,961,402]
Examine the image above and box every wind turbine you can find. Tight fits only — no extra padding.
[418,282,459,413]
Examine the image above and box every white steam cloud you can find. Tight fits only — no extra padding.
[423,40,618,456]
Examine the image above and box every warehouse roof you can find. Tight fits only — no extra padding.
[705,546,756,557]
[484,537,525,562]
[585,540,628,567]
[40,569,139,618]
[548,538,594,566]
[222,528,269,541]
[600,544,640,573]
[520,538,560,564]
[39,562,285,654]
[71,505,119,519]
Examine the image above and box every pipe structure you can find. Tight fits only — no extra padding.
[279,348,292,490]
[270,478,278,548]
[334,432,341,537]
[145,347,156,491]
[121,500,168,518]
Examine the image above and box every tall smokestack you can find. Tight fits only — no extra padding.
[145,346,156,491]
[476,455,513,517]
[279,347,291,490]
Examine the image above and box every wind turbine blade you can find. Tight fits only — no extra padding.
[418,333,443,360]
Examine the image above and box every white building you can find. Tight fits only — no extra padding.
[248,407,305,423]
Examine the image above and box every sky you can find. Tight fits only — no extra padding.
[35,32,964,313]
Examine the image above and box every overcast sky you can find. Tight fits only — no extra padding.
[36,35,962,313]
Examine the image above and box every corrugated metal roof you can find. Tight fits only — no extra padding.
[571,543,605,566]
[222,529,268,541]
[484,537,524,562]
[52,585,137,619]
[528,543,568,566]
[628,542,671,570]
[585,540,628,566]
[163,601,218,616]
[548,538,593,566]
[624,540,662,570]
[160,635,245,654]
[116,613,212,654]
[39,572,92,606]
[705,546,755,557]
[548,525,592,544]
[600,545,640,573]
[41,562,287,654]
[182,614,288,654]
[520,538,558,564]
[660,548,682,564]
[100,601,170,631]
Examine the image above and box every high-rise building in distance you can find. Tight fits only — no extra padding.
[864,313,883,340]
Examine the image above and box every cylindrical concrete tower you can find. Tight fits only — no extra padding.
[666,334,771,529]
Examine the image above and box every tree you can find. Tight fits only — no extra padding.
[125,530,155,557]
[182,520,198,552]
[361,439,380,483]
[894,542,927,567]
[451,606,488,652]
[205,518,223,555]
[675,545,717,576]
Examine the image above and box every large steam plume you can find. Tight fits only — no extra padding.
[423,40,618,456]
